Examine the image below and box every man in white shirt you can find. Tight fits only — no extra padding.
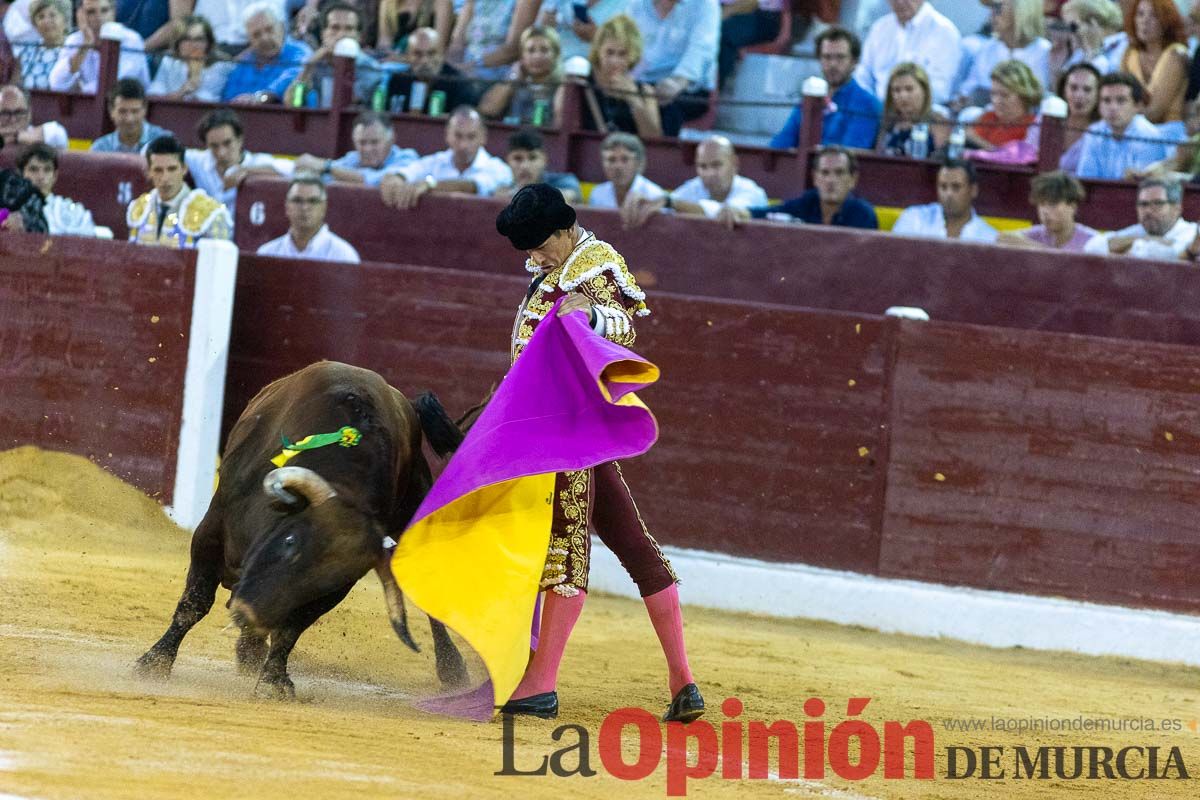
[18,143,96,236]
[0,86,68,149]
[257,177,360,263]
[621,134,766,226]
[892,159,999,243]
[295,111,417,187]
[1085,178,1198,261]
[186,109,293,214]
[589,132,665,210]
[48,0,150,93]
[855,0,962,105]
[378,107,513,210]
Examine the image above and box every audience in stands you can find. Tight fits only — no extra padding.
[538,0,628,62]
[376,0,453,52]
[379,106,513,208]
[588,131,664,207]
[0,85,67,148]
[257,176,361,263]
[1084,176,1197,259]
[1119,0,1188,125]
[581,15,662,138]
[147,15,235,102]
[194,0,286,53]
[222,3,312,104]
[965,60,1042,150]
[48,0,150,93]
[727,145,877,229]
[448,0,539,80]
[498,129,581,202]
[18,143,96,236]
[622,134,767,225]
[1060,0,1124,74]
[1076,72,1171,179]
[771,26,882,150]
[999,169,1095,251]
[15,0,68,89]
[1025,62,1100,172]
[1134,97,1200,179]
[186,109,293,212]
[627,0,720,136]
[128,135,232,247]
[717,0,783,89]
[478,26,564,125]
[876,62,948,156]
[120,0,197,52]
[893,159,998,242]
[297,111,417,185]
[856,0,962,105]
[386,27,472,113]
[90,79,171,153]
[957,0,1050,108]
[286,2,382,107]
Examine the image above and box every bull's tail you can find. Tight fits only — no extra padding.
[413,391,464,457]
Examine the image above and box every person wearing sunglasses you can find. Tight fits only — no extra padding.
[1059,0,1124,74]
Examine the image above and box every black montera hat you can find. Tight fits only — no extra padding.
[495,183,577,250]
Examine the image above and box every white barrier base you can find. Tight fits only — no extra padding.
[588,537,1200,667]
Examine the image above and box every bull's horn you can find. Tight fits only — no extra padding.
[262,467,337,507]
[375,556,420,653]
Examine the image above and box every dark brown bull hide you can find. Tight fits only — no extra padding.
[135,361,466,698]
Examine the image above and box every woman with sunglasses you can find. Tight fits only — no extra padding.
[1059,0,1123,74]
[147,15,234,102]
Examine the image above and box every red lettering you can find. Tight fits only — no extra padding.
[598,707,661,781]
[666,720,718,796]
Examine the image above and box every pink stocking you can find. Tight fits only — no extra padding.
[510,589,586,699]
[644,584,694,695]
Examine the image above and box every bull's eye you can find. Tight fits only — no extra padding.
[284,534,296,546]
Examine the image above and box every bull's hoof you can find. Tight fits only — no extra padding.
[436,650,469,688]
[255,673,296,700]
[133,649,174,680]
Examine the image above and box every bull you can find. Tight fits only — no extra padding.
[135,361,467,698]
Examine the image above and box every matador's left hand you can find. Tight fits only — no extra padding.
[557,293,591,317]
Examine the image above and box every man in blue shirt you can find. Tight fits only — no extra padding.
[90,79,171,154]
[723,145,878,229]
[222,3,312,104]
[770,27,882,151]
[1076,72,1172,181]
[294,111,416,186]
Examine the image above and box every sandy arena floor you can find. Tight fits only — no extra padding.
[1,445,1199,799]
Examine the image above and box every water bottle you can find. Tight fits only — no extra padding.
[947,124,966,160]
[908,122,929,159]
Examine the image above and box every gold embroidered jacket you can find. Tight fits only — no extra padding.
[127,188,232,249]
[511,232,650,363]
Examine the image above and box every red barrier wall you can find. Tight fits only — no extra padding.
[0,236,195,498]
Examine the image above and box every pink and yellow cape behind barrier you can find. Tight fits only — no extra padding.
[390,300,660,720]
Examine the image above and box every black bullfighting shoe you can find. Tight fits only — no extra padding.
[499,691,559,719]
[662,683,705,723]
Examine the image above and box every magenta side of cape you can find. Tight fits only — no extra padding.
[408,301,660,527]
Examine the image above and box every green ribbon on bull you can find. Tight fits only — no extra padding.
[270,426,362,467]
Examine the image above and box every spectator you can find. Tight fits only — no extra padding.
[285,2,383,107]
[770,26,882,151]
[717,0,783,89]
[385,27,471,114]
[856,0,962,106]
[379,106,513,208]
[147,15,235,101]
[1119,0,1188,124]
[627,0,720,136]
[1060,0,1124,74]
[623,134,767,225]
[194,0,286,52]
[957,0,1050,107]
[0,85,68,149]
[1024,62,1100,173]
[221,2,312,104]
[966,60,1042,149]
[1084,176,1197,258]
[478,26,565,126]
[581,14,661,138]
[15,0,68,89]
[257,176,361,263]
[186,109,293,212]
[48,0,150,93]
[588,131,664,207]
[999,169,1095,251]
[876,62,949,156]
[892,159,999,242]
[295,111,417,185]
[376,0,452,52]
[498,128,582,202]
[18,143,96,236]
[120,0,196,52]
[1135,97,1200,179]
[538,0,631,62]
[127,135,232,247]
[1076,72,1171,179]
[448,0,540,80]
[725,145,878,229]
[90,79,171,153]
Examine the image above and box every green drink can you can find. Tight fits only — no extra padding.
[428,90,447,116]
[532,99,549,126]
